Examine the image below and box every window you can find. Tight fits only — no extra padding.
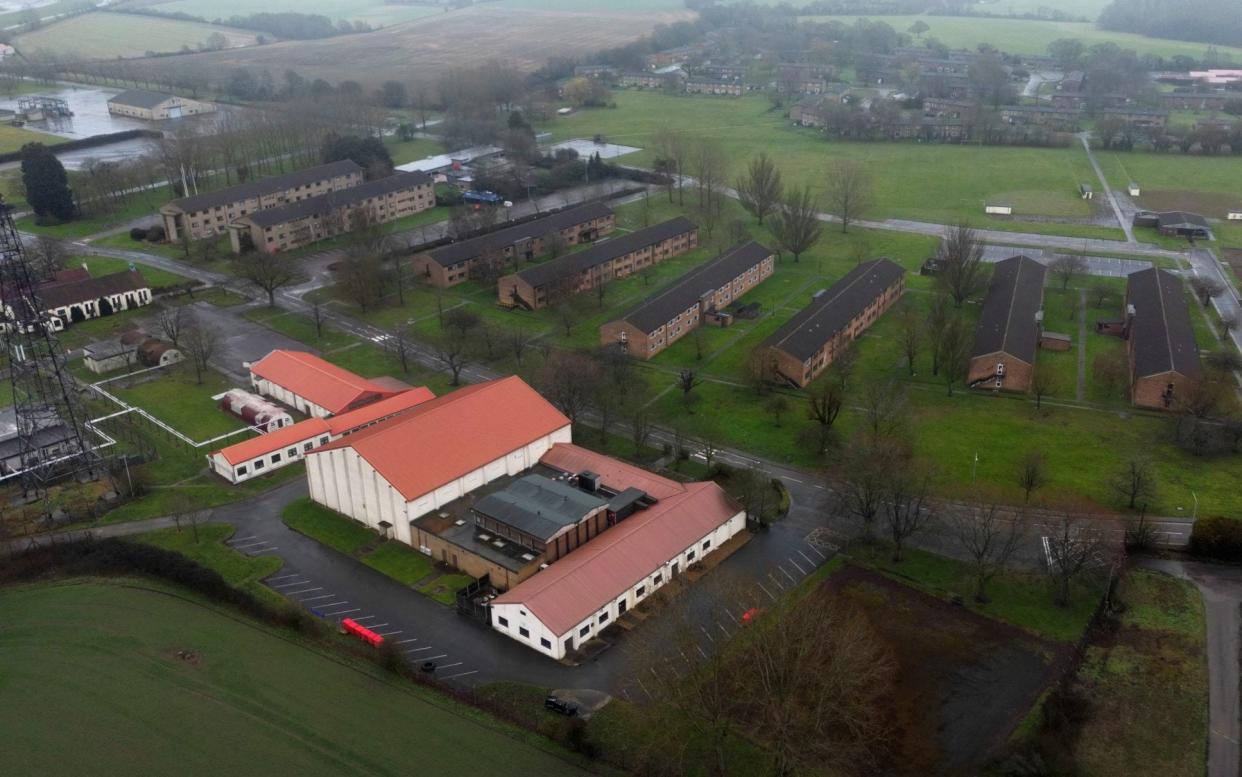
[287,448,297,457]
[254,460,265,471]
[497,616,509,627]
[236,465,248,476]
[271,453,282,464]
[654,573,663,585]
[519,627,530,638]
[599,612,609,624]
[687,549,696,561]
[304,443,313,452]
[702,539,711,551]
[540,637,551,649]
[579,625,590,637]
[636,585,646,598]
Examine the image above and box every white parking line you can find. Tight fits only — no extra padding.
[406,646,433,653]
[394,638,419,644]
[779,565,797,583]
[723,608,739,626]
[788,556,807,575]
[438,662,463,669]
[424,654,448,660]
[699,625,715,643]
[230,535,259,543]
[768,573,786,591]
[442,670,478,680]
[284,587,322,596]
[230,539,271,549]
[376,630,402,637]
[366,623,389,629]
[806,544,828,560]
[797,548,817,567]
[272,579,312,588]
[268,573,302,581]
[716,621,730,638]
[249,546,278,553]
[756,581,778,602]
[298,594,336,602]
[323,607,359,616]
[352,615,378,622]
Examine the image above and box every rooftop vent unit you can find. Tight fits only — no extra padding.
[579,470,601,494]
[454,519,466,527]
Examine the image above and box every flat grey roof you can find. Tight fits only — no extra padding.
[472,474,607,541]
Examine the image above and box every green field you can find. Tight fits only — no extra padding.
[544,92,1108,234]
[154,0,443,26]
[1070,569,1207,776]
[804,14,1242,60]
[0,123,62,155]
[110,370,248,441]
[0,580,595,776]
[14,12,261,59]
[76,255,192,290]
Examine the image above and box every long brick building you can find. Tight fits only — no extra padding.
[227,171,434,254]
[968,255,1047,393]
[160,160,364,243]
[600,240,775,359]
[411,203,615,288]
[1125,268,1201,409]
[498,217,699,310]
[761,259,905,388]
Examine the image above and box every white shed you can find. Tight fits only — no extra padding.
[1228,210,1242,221]
[1128,182,1141,197]
[985,204,1013,215]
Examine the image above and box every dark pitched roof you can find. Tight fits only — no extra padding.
[516,217,697,289]
[107,89,176,109]
[166,160,363,214]
[241,171,430,228]
[617,240,773,333]
[764,258,905,361]
[36,270,148,311]
[472,474,607,541]
[1157,211,1210,229]
[971,255,1046,363]
[1127,268,1201,379]
[425,202,613,268]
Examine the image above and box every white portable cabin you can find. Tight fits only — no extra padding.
[1228,210,1242,221]
[1128,182,1141,197]
[1080,183,1094,200]
[985,204,1013,215]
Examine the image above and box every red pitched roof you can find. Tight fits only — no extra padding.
[540,443,685,500]
[214,387,435,467]
[249,350,399,415]
[308,376,570,501]
[492,482,742,636]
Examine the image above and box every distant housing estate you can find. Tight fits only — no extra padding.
[761,259,905,388]
[600,240,775,360]
[497,217,699,310]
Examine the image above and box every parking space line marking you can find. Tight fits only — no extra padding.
[807,544,828,560]
[366,623,389,629]
[424,654,448,660]
[352,615,378,621]
[779,565,797,583]
[298,594,335,602]
[272,579,312,588]
[250,546,278,553]
[406,646,433,652]
[756,581,777,602]
[788,557,807,575]
[716,621,730,637]
[284,587,322,596]
[230,535,258,543]
[768,573,786,591]
[268,574,302,581]
[696,644,708,659]
[439,662,463,669]
[376,630,402,637]
[723,608,739,626]
[230,540,270,549]
[699,625,715,643]
[442,670,478,680]
[394,638,418,644]
[797,549,817,567]
[322,608,359,616]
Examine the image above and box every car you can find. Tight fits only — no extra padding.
[544,695,578,716]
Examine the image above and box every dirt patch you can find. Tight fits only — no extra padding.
[822,564,1073,776]
[1136,190,1238,219]
[162,647,202,667]
[113,6,692,88]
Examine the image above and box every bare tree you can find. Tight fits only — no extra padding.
[769,186,823,263]
[181,312,220,385]
[746,346,778,395]
[937,314,972,396]
[764,394,789,427]
[897,300,921,376]
[936,223,986,308]
[628,406,652,454]
[540,351,601,426]
[651,125,687,204]
[507,325,532,366]
[1030,364,1057,409]
[860,378,908,442]
[1219,313,1238,340]
[884,471,934,562]
[805,378,844,455]
[837,436,899,539]
[310,299,326,339]
[1089,281,1111,308]
[232,251,298,307]
[823,158,873,233]
[1050,254,1087,291]
[1111,458,1157,510]
[336,246,383,312]
[925,293,953,375]
[1016,450,1047,503]
[950,504,1026,602]
[677,368,702,409]
[736,152,783,225]
[1189,276,1225,307]
[432,328,472,386]
[156,305,186,348]
[1044,515,1108,607]
[385,324,414,374]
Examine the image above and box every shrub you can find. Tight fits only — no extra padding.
[1188,516,1242,560]
[145,225,166,242]
[129,227,148,241]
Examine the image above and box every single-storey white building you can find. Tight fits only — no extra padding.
[490,481,746,660]
[985,204,1013,215]
[208,386,434,484]
[1,270,152,334]
[248,350,402,418]
[1228,210,1242,221]
[305,377,572,543]
[1129,182,1141,197]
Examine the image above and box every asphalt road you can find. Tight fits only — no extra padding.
[1139,558,1242,777]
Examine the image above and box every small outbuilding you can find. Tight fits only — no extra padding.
[1080,183,1094,200]
[1228,210,1242,221]
[985,204,1013,215]
[1128,182,1141,197]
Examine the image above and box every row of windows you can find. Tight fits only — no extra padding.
[233,434,330,477]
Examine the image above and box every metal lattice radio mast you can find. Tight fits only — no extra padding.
[0,198,97,501]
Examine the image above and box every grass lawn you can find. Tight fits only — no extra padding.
[0,123,63,155]
[13,12,260,59]
[543,91,1115,237]
[1095,150,1242,224]
[109,368,247,442]
[385,136,443,166]
[132,522,284,606]
[801,15,1242,60]
[1070,569,1207,777]
[56,306,152,352]
[283,498,437,589]
[0,580,596,776]
[74,254,192,291]
[17,190,165,240]
[92,232,230,261]
[243,307,358,352]
[158,0,443,25]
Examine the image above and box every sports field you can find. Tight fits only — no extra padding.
[547,91,1106,232]
[14,12,261,59]
[0,581,596,776]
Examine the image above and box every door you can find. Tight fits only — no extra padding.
[618,599,627,615]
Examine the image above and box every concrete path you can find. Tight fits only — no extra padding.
[1078,133,1137,244]
[1139,558,1242,777]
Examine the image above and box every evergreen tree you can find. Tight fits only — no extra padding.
[21,143,74,223]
